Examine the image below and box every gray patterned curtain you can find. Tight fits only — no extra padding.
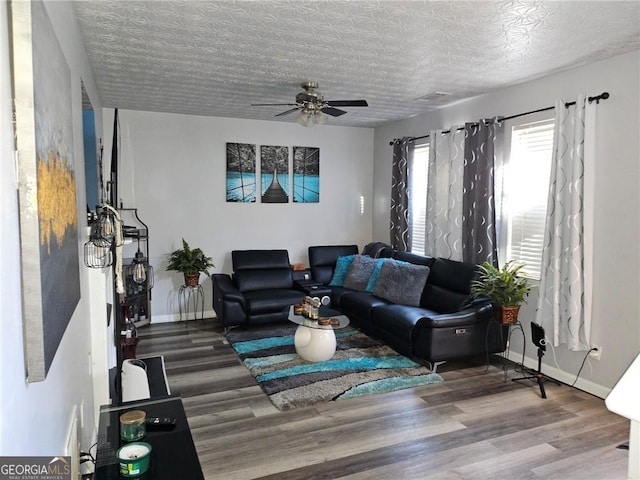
[536,96,594,351]
[425,128,465,261]
[390,137,414,252]
[462,118,504,265]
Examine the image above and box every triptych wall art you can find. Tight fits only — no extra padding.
[12,1,81,382]
[226,143,320,203]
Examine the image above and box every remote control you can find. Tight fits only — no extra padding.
[145,417,177,430]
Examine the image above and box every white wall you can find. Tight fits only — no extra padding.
[373,50,640,396]
[0,0,106,460]
[104,110,374,321]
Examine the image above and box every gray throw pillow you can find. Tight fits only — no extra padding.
[373,261,431,306]
[343,255,378,291]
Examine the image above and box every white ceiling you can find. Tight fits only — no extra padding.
[72,0,640,128]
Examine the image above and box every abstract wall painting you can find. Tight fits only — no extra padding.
[12,0,81,381]
[226,143,256,202]
[260,145,289,203]
[293,146,320,203]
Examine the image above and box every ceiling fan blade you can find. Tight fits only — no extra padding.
[321,106,348,117]
[251,103,298,107]
[326,100,368,107]
[275,108,300,117]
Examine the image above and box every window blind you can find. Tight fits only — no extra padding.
[409,144,429,254]
[506,120,554,279]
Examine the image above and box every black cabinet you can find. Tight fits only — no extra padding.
[95,397,204,480]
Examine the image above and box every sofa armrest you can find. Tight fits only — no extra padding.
[212,273,249,327]
[212,274,245,305]
[416,302,494,329]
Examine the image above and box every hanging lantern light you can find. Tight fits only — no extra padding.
[84,239,113,268]
[128,245,154,289]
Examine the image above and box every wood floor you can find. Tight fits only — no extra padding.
[136,319,630,480]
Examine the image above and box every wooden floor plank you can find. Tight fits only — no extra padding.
[135,319,630,480]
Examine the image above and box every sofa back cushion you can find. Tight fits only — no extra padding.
[392,251,436,268]
[309,245,359,284]
[232,250,294,292]
[421,258,479,313]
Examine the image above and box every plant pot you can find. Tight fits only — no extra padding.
[184,273,200,287]
[496,305,520,325]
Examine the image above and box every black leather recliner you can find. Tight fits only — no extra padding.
[212,250,305,329]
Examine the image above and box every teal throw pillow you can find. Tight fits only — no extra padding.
[328,255,356,286]
[365,258,387,292]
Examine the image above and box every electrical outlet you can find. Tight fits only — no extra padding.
[589,346,602,360]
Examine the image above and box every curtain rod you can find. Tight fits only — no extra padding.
[389,92,610,145]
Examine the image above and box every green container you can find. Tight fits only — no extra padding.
[120,410,146,441]
[117,442,152,477]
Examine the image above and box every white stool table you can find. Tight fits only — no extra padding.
[288,305,350,362]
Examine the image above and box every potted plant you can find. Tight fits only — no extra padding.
[166,238,214,287]
[470,261,531,324]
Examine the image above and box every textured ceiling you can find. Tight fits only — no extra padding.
[72,1,640,128]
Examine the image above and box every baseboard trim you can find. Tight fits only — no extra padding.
[505,350,611,399]
[151,310,217,324]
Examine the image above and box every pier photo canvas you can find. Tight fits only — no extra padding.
[260,145,289,203]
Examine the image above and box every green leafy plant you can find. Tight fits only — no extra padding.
[166,238,214,276]
[470,261,531,307]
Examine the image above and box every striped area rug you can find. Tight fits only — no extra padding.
[226,324,443,410]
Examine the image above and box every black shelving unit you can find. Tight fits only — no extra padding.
[120,207,152,327]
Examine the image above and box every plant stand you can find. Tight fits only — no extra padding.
[485,319,525,382]
[178,284,204,327]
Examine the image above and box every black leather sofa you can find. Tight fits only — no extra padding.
[308,245,506,370]
[212,245,506,371]
[212,250,305,329]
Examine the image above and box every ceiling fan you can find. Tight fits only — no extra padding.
[251,81,368,126]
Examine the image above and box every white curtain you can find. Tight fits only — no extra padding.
[536,95,595,350]
[425,128,465,260]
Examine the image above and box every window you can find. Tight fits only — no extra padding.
[409,143,429,254]
[505,120,554,279]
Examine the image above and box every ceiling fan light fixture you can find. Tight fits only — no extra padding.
[316,110,328,126]
[253,81,368,125]
[296,109,310,126]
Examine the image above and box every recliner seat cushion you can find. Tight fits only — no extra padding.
[243,289,304,315]
[340,291,391,321]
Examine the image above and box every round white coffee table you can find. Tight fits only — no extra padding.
[288,306,350,362]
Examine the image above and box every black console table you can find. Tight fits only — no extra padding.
[96,396,204,480]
